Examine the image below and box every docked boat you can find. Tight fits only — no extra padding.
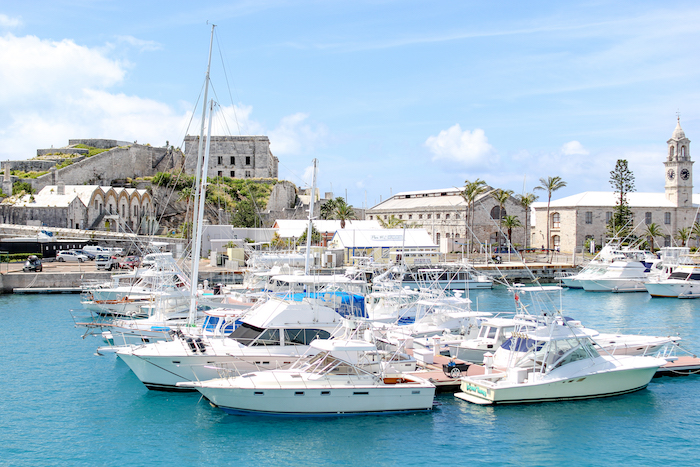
[645,263,700,298]
[578,259,651,292]
[454,287,668,405]
[179,339,436,416]
[373,263,492,292]
[116,297,346,391]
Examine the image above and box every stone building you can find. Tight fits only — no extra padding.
[0,185,156,234]
[183,136,278,180]
[532,119,697,253]
[366,187,527,252]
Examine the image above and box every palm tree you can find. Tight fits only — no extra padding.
[516,192,538,249]
[691,222,700,249]
[675,227,691,247]
[491,188,514,248]
[502,215,522,245]
[378,215,405,228]
[641,222,663,253]
[534,176,567,251]
[460,179,488,251]
[335,203,356,228]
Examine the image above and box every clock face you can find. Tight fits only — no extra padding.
[668,169,675,180]
[681,168,690,180]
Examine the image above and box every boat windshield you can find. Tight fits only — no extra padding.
[299,351,375,378]
[530,338,600,371]
[227,322,279,346]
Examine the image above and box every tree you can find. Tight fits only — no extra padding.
[502,215,522,245]
[641,222,663,252]
[460,179,488,251]
[335,203,356,228]
[320,197,343,220]
[608,159,636,239]
[534,176,567,251]
[12,181,35,196]
[491,189,514,247]
[232,197,257,227]
[516,192,538,248]
[297,223,321,245]
[692,222,700,249]
[675,227,691,247]
[378,215,405,228]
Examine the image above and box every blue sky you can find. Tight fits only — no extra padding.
[1,1,699,210]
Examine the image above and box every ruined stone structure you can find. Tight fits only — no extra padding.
[183,136,278,180]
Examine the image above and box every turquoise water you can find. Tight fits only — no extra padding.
[2,290,700,466]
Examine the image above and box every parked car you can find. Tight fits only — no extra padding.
[83,245,110,255]
[96,255,119,271]
[56,251,89,262]
[120,255,141,269]
[22,255,42,272]
[74,249,96,260]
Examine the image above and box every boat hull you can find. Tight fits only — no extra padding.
[196,384,435,415]
[455,359,661,405]
[579,279,647,293]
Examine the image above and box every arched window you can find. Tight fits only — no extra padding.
[670,146,675,158]
[552,235,561,248]
[490,206,506,219]
[551,212,560,229]
[682,146,687,159]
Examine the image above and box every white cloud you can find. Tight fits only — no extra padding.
[561,140,589,156]
[425,124,497,167]
[268,112,327,156]
[0,14,21,28]
[116,35,162,52]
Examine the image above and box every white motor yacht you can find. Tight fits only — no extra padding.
[179,339,436,416]
[645,260,700,298]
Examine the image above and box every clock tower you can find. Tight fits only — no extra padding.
[664,117,693,207]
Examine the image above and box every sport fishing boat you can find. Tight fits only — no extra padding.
[179,339,436,416]
[454,287,668,405]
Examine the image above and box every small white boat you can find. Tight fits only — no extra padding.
[645,263,700,298]
[578,260,650,292]
[455,318,667,405]
[180,339,436,415]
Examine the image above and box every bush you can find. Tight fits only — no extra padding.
[0,253,43,263]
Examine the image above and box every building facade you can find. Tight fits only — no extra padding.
[532,119,696,253]
[184,136,279,180]
[366,187,527,252]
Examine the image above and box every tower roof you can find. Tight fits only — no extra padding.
[672,118,686,140]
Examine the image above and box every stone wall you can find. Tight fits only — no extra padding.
[36,148,88,157]
[68,139,131,149]
[184,135,279,179]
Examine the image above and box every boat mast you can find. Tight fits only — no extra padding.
[191,24,215,253]
[304,159,318,276]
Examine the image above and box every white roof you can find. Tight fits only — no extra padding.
[310,339,377,352]
[330,228,436,248]
[274,219,381,238]
[369,186,498,211]
[532,191,698,209]
[3,185,103,208]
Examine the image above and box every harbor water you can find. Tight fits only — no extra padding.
[2,289,700,466]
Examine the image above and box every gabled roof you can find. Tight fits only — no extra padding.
[330,228,436,248]
[532,191,698,209]
[2,185,104,208]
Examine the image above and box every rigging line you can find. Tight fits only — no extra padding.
[208,84,234,137]
[214,28,243,136]
[277,160,310,187]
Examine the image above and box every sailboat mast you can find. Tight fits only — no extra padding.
[191,24,215,247]
[304,159,318,275]
[189,99,215,322]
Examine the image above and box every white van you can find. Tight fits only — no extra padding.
[83,245,109,255]
[142,252,174,268]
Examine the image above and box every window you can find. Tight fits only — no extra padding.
[585,212,592,224]
[218,171,223,178]
[369,216,373,220]
[230,171,235,178]
[670,146,675,158]
[245,170,251,177]
[398,215,403,220]
[490,206,506,219]
[217,156,222,165]
[408,214,412,220]
[109,203,113,214]
[121,204,126,215]
[246,156,251,165]
[418,214,423,219]
[664,235,671,247]
[606,212,612,223]
[665,212,671,225]
[284,329,331,345]
[94,200,98,210]
[552,213,560,229]
[436,214,440,219]
[427,214,431,219]
[645,212,652,225]
[436,233,440,243]
[553,235,561,248]
[230,156,235,165]
[384,215,387,219]
[445,214,450,219]
[682,146,687,159]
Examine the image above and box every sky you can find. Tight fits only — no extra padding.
[1,1,699,210]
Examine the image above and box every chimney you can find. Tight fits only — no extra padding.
[57,181,65,195]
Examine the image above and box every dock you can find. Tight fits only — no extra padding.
[14,287,82,294]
